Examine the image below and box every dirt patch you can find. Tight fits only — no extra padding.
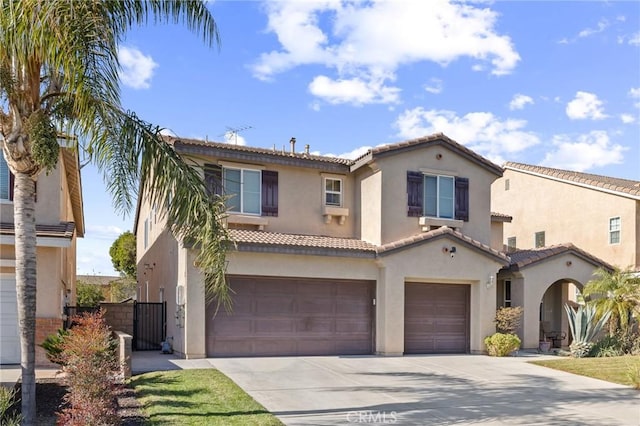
[9,378,145,425]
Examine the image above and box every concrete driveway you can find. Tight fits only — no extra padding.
[206,354,640,426]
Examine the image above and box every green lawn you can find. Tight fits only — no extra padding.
[530,355,640,387]
[130,369,284,425]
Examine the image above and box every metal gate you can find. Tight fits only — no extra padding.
[133,301,166,351]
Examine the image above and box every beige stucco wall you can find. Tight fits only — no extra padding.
[377,238,505,354]
[499,253,598,349]
[492,170,639,269]
[363,145,498,247]
[358,168,382,244]
[490,221,504,251]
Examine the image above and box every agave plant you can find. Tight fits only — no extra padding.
[564,303,611,358]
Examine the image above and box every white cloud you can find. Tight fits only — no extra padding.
[159,128,177,137]
[578,18,609,38]
[394,107,540,164]
[424,78,443,94]
[309,73,400,105]
[630,87,640,98]
[541,131,627,171]
[629,32,640,45]
[566,91,608,120]
[620,114,636,124]
[118,46,158,89]
[509,94,534,110]
[86,225,124,240]
[253,0,520,105]
[312,145,374,160]
[222,131,247,146]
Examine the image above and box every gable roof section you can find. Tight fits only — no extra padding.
[504,162,640,200]
[376,226,510,263]
[0,222,75,239]
[491,212,513,222]
[351,133,503,177]
[506,243,613,272]
[61,148,84,237]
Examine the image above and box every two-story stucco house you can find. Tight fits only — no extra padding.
[0,145,84,365]
[136,134,610,357]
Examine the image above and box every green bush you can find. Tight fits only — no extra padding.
[40,328,69,365]
[495,306,524,334]
[484,333,521,357]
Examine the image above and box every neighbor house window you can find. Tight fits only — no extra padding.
[504,280,512,307]
[407,172,468,221]
[0,156,11,201]
[507,237,516,252]
[535,231,545,248]
[144,219,149,249]
[504,179,510,191]
[324,178,342,206]
[223,168,261,215]
[609,217,621,244]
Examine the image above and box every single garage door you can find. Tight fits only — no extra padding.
[0,274,20,364]
[404,282,470,354]
[207,276,374,356]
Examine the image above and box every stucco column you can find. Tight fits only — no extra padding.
[180,247,206,359]
[509,276,529,346]
[521,275,543,349]
[375,263,404,356]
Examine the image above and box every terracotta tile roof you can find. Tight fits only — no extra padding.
[504,162,640,199]
[167,136,353,166]
[229,229,376,252]
[352,133,503,176]
[491,212,513,222]
[0,222,76,239]
[376,226,510,263]
[507,243,613,271]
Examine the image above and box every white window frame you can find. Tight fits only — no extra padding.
[223,167,262,215]
[143,219,149,249]
[534,231,545,248]
[609,216,621,245]
[504,280,512,308]
[324,177,343,207]
[423,174,455,219]
[506,236,516,252]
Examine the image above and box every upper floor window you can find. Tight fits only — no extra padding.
[504,179,510,191]
[204,164,278,217]
[507,237,517,252]
[324,178,342,207]
[0,156,11,201]
[535,231,545,248]
[609,217,621,244]
[224,168,261,215]
[407,171,469,221]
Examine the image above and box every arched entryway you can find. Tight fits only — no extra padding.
[539,278,583,349]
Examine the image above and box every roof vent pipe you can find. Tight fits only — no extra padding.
[290,137,296,154]
[304,144,310,155]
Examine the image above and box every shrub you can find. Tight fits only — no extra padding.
[484,333,521,357]
[565,304,611,358]
[495,306,524,334]
[0,386,21,426]
[56,311,120,425]
[40,328,69,365]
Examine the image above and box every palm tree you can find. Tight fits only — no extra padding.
[0,1,230,422]
[582,267,640,337]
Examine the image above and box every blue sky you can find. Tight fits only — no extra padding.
[77,0,640,275]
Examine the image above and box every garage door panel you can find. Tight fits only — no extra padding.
[0,277,20,364]
[404,283,469,354]
[207,276,374,357]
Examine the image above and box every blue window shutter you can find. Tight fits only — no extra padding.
[407,171,423,217]
[454,177,469,222]
[261,170,278,217]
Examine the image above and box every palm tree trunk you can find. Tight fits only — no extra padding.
[14,172,37,425]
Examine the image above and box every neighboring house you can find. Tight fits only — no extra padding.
[0,145,84,365]
[135,134,609,358]
[492,162,638,347]
[492,162,640,270]
[76,274,120,302]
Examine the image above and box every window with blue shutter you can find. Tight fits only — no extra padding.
[261,170,278,216]
[407,171,423,217]
[407,172,470,221]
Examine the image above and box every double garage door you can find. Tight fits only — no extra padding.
[206,276,375,356]
[404,283,470,354]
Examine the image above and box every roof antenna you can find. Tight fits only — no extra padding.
[220,125,253,145]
